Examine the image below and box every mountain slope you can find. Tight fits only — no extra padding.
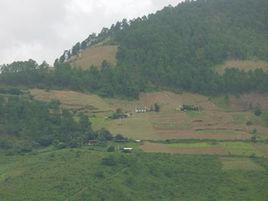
[62,0,268,69]
[2,0,268,98]
[54,0,268,97]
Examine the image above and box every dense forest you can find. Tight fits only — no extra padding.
[0,92,122,152]
[1,0,268,98]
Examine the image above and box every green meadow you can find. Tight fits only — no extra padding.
[1,148,268,201]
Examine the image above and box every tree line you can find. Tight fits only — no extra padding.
[0,95,123,152]
[1,60,268,98]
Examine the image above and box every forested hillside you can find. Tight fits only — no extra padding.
[1,0,268,98]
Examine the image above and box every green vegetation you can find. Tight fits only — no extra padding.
[1,0,268,98]
[1,0,268,199]
[210,95,230,110]
[0,94,95,151]
[168,142,214,148]
[221,157,265,171]
[1,149,268,201]
[222,142,263,157]
[0,93,131,153]
[261,111,268,126]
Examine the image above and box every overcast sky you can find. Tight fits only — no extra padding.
[0,0,182,65]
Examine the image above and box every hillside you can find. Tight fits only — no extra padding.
[1,0,268,98]
[29,89,268,143]
[52,0,268,97]
[1,1,268,200]
[1,149,268,201]
[68,45,118,70]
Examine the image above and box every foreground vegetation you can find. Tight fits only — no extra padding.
[1,148,268,201]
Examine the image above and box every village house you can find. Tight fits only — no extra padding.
[122,147,133,153]
[135,107,148,113]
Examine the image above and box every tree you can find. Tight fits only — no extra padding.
[72,42,81,56]
[97,129,113,141]
[79,113,91,133]
[154,103,160,112]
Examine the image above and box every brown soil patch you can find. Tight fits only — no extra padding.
[141,142,227,155]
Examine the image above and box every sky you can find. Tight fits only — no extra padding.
[0,0,182,65]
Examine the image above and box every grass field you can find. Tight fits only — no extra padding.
[1,149,268,201]
[141,141,267,157]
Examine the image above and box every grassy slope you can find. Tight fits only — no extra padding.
[68,45,118,69]
[1,149,268,201]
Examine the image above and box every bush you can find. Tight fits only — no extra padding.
[254,107,262,116]
[107,145,115,152]
[251,135,257,143]
[154,103,160,112]
[114,134,127,142]
[102,156,117,166]
[37,136,54,147]
[0,140,13,150]
[95,171,105,179]
[246,120,253,126]
[261,111,268,126]
[55,142,66,149]
[97,129,113,141]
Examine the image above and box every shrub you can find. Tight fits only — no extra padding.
[262,111,268,126]
[114,134,127,142]
[55,142,66,149]
[0,140,13,150]
[37,136,54,147]
[254,107,262,116]
[102,156,117,166]
[107,146,115,152]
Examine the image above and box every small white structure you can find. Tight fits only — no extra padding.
[135,107,148,113]
[122,147,133,153]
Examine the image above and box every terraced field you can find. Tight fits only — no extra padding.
[30,89,268,154]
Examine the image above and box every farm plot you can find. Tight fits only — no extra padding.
[141,142,265,157]
[222,142,264,157]
[141,142,227,155]
[30,89,267,141]
[30,89,112,115]
[220,157,265,171]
